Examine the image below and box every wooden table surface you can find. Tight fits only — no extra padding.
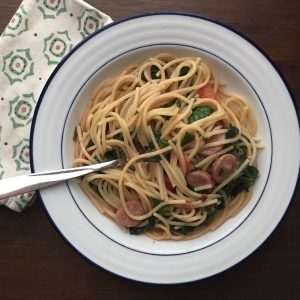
[1,1,299,299]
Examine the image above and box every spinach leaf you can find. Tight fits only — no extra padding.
[103,148,118,160]
[87,139,94,148]
[179,66,190,77]
[141,65,160,82]
[188,106,213,124]
[150,197,170,216]
[158,206,170,215]
[129,216,156,235]
[223,165,259,197]
[244,165,259,184]
[203,197,226,222]
[226,124,239,139]
[217,197,225,209]
[148,140,169,150]
[224,181,248,198]
[157,139,169,148]
[151,65,160,79]
[141,72,147,82]
[113,132,124,141]
[152,129,162,139]
[163,100,175,108]
[203,199,228,224]
[163,99,181,108]
[181,132,194,146]
[150,197,160,206]
[170,224,196,234]
[145,155,162,163]
[130,130,137,139]
[178,66,190,85]
[233,145,247,162]
[163,115,171,121]
[114,131,137,141]
[147,129,169,149]
[204,204,218,218]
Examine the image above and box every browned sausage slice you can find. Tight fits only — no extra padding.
[115,200,145,228]
[200,134,225,157]
[186,170,213,188]
[212,153,237,184]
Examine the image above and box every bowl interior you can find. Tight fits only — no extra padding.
[61,44,272,255]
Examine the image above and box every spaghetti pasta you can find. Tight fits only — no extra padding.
[73,53,262,240]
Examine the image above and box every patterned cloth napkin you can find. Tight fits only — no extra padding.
[0,0,112,212]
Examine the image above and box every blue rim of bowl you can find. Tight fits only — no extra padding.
[30,12,300,284]
[61,42,273,256]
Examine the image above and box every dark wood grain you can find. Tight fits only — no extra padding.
[0,1,299,299]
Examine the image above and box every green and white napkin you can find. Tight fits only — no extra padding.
[0,0,112,212]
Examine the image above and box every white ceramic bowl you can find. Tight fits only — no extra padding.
[30,13,300,284]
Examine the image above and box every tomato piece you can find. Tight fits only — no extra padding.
[197,85,216,100]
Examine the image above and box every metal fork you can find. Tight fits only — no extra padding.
[0,160,118,200]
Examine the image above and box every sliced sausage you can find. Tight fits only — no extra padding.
[200,133,225,157]
[115,200,145,228]
[186,170,213,189]
[212,153,237,184]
